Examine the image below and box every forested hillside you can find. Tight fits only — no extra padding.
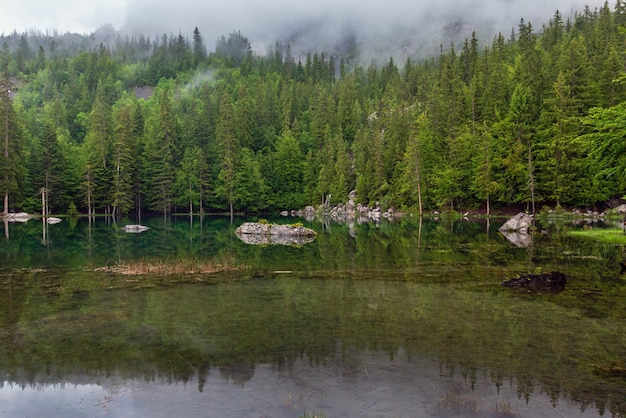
[1,2,626,217]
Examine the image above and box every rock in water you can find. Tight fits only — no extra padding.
[124,225,149,233]
[234,222,317,245]
[499,212,533,233]
[502,271,566,291]
[5,212,32,223]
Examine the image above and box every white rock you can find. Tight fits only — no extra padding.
[125,224,149,233]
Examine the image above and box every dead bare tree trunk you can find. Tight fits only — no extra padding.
[528,141,536,216]
[3,82,9,216]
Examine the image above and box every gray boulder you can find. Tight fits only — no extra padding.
[235,222,317,246]
[615,204,626,214]
[499,212,533,233]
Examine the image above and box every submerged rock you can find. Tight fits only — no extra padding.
[502,271,566,291]
[234,222,317,246]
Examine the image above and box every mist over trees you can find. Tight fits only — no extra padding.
[1,2,626,216]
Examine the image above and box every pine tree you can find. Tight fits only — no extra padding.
[215,92,239,218]
[537,71,582,206]
[514,19,546,122]
[0,60,24,215]
[39,119,65,215]
[175,147,202,214]
[268,128,305,208]
[234,148,266,212]
[499,83,535,210]
[580,101,626,203]
[471,123,501,215]
[395,112,435,215]
[111,98,136,217]
[616,0,626,27]
[82,81,112,214]
[329,132,351,204]
[143,83,177,215]
[192,27,207,66]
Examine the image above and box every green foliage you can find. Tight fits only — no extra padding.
[266,129,305,209]
[568,228,626,244]
[4,5,626,214]
[233,147,266,212]
[0,63,26,213]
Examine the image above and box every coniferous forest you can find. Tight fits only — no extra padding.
[1,3,626,217]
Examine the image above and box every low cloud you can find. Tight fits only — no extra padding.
[2,0,606,60]
[123,0,605,61]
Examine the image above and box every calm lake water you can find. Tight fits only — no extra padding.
[0,215,625,417]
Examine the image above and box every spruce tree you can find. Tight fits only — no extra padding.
[111,98,136,217]
[143,83,177,215]
[82,81,113,214]
[215,92,239,218]
[0,60,24,215]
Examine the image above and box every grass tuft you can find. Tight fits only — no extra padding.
[95,255,244,276]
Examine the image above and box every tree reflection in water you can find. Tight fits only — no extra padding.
[0,216,625,417]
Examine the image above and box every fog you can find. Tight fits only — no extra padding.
[1,0,609,61]
[122,0,607,61]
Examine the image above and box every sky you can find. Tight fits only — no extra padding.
[0,0,610,57]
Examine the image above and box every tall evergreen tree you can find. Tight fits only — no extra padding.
[215,92,239,218]
[580,101,626,203]
[267,128,305,209]
[395,112,435,215]
[38,118,66,214]
[82,80,112,214]
[0,55,23,215]
[143,82,177,215]
[110,97,136,217]
[234,148,266,212]
[175,147,202,214]
[192,27,207,66]
[495,83,535,209]
[470,123,501,215]
[537,71,582,206]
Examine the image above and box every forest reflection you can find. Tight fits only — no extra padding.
[0,216,625,416]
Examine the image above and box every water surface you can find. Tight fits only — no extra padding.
[1,215,625,417]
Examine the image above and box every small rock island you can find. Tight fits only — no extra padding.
[234,222,317,246]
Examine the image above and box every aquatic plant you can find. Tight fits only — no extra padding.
[95,255,244,276]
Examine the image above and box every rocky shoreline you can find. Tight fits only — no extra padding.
[281,191,624,225]
[283,191,400,224]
